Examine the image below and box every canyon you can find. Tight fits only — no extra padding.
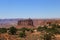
[0,18,60,28]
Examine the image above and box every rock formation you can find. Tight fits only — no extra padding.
[17,18,34,28]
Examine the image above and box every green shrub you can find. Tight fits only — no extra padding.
[0,28,7,33]
[9,26,17,35]
[19,32,26,38]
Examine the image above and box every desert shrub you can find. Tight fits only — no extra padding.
[0,28,7,33]
[19,27,31,32]
[37,26,47,32]
[19,31,26,38]
[8,26,17,35]
[43,33,55,40]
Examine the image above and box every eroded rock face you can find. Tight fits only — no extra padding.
[1,19,60,28]
[18,19,33,26]
[17,19,60,28]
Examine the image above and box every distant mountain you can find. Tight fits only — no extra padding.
[0,19,20,28]
[0,18,60,28]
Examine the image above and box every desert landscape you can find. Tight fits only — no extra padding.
[0,18,60,40]
[0,0,60,40]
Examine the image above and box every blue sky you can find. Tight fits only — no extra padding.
[0,0,60,19]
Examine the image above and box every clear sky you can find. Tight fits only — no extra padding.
[0,0,60,19]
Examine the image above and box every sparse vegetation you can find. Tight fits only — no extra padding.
[19,31,26,38]
[43,33,55,40]
[8,26,17,35]
[0,24,60,40]
[0,28,7,33]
